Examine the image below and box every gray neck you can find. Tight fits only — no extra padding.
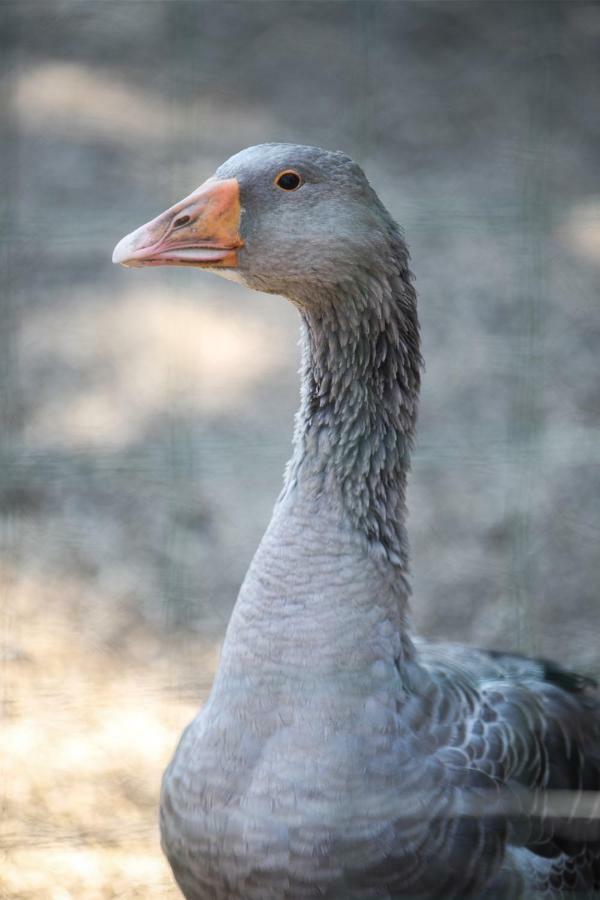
[285,245,421,571]
[216,237,421,681]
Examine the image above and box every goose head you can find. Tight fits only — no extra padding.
[112,143,397,305]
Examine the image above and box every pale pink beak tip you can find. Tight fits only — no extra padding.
[112,231,138,267]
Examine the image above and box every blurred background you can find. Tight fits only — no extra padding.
[1,1,599,896]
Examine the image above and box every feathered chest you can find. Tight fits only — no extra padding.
[159,676,432,899]
[158,667,505,900]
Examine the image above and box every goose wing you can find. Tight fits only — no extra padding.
[412,642,600,895]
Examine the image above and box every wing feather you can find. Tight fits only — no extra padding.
[409,641,600,895]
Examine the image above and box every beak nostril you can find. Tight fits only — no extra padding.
[173,214,191,229]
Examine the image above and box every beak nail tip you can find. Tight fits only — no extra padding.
[112,235,132,266]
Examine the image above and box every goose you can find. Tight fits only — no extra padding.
[113,143,600,899]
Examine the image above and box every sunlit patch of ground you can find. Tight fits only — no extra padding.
[22,285,289,448]
[11,62,274,147]
[12,62,172,143]
[1,564,218,899]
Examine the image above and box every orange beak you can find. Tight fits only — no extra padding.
[112,178,244,268]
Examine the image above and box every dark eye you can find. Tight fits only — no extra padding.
[275,170,302,192]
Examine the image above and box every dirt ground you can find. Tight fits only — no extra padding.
[2,563,209,897]
[1,2,600,897]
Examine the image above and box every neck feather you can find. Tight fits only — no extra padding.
[285,237,421,569]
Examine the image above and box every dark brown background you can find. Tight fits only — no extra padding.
[2,2,599,896]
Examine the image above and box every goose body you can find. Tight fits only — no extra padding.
[113,144,600,899]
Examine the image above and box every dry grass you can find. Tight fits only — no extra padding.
[1,564,219,899]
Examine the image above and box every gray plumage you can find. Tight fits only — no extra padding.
[117,144,600,898]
